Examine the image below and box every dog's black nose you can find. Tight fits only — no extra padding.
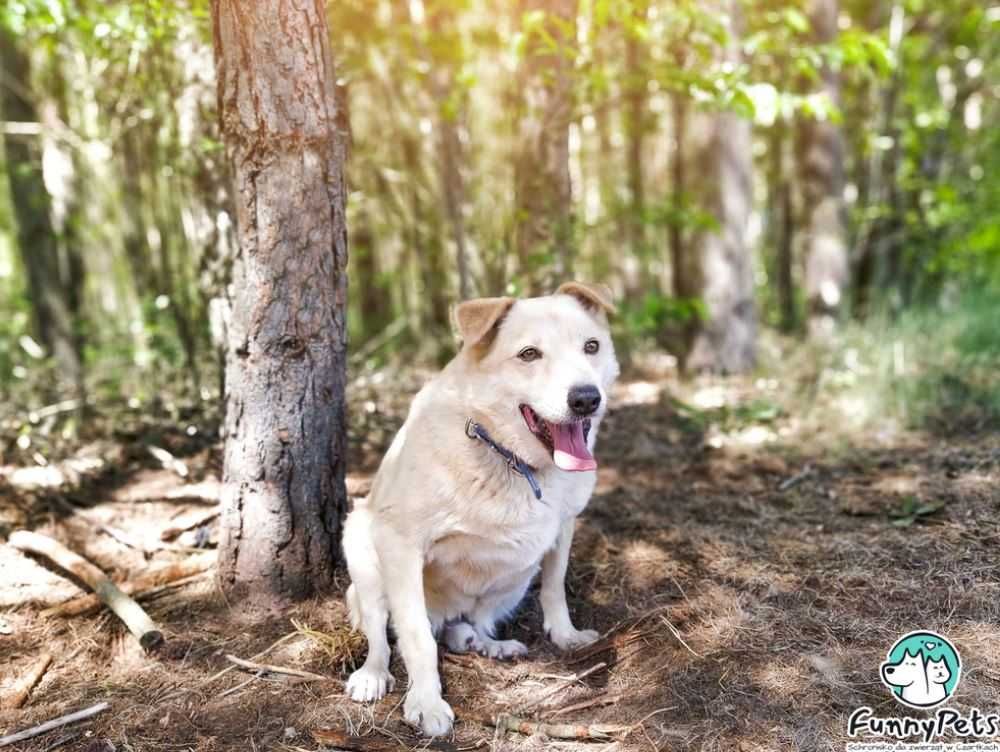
[885,667,895,675]
[568,385,601,416]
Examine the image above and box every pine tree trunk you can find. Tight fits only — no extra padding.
[513,0,576,292]
[768,117,797,332]
[625,22,647,287]
[683,3,757,374]
[797,0,849,336]
[212,0,349,610]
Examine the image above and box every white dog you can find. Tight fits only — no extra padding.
[342,282,619,736]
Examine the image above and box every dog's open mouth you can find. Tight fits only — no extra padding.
[519,405,596,472]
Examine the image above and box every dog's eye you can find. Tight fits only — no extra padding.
[584,338,600,355]
[518,347,542,362]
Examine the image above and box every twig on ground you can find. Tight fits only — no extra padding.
[201,631,300,686]
[480,713,629,740]
[160,509,219,541]
[0,701,109,747]
[9,531,163,652]
[41,555,214,617]
[520,661,607,711]
[219,673,261,698]
[660,616,701,658]
[1,652,52,709]
[47,496,147,553]
[549,691,623,718]
[41,731,81,752]
[778,465,813,492]
[224,654,331,682]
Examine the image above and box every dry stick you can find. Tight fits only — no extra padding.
[46,496,147,553]
[659,616,701,658]
[0,701,109,748]
[224,654,330,682]
[41,555,213,617]
[549,691,623,718]
[9,531,163,652]
[1,652,52,709]
[201,631,300,686]
[520,661,607,711]
[481,714,629,741]
[160,510,219,541]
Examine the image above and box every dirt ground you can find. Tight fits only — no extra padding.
[2,368,999,751]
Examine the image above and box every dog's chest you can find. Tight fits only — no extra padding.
[426,504,560,592]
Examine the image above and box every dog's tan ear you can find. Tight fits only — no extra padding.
[453,297,516,348]
[556,281,617,315]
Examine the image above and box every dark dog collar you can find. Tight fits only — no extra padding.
[465,418,543,501]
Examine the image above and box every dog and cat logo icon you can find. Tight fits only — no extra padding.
[880,630,962,709]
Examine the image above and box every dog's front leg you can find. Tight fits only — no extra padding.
[541,518,599,651]
[380,529,454,737]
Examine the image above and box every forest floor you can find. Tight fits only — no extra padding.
[2,358,1000,752]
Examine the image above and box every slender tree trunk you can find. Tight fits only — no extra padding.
[513,0,576,292]
[426,6,473,301]
[797,0,849,336]
[624,18,647,289]
[213,0,349,610]
[769,117,797,332]
[0,34,85,398]
[438,106,472,301]
[402,136,450,335]
[683,3,756,373]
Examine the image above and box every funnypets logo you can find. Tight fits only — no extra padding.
[881,631,962,709]
[848,631,1000,748]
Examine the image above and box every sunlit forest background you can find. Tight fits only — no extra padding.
[1,0,998,441]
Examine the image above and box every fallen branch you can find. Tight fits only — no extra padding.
[0,701,109,748]
[550,691,623,718]
[224,654,330,682]
[9,531,163,652]
[1,652,52,709]
[41,555,213,617]
[481,713,629,740]
[201,631,299,686]
[520,661,606,711]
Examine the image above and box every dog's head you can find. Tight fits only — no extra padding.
[453,282,620,472]
[881,649,925,690]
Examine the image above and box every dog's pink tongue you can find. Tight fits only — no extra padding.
[550,421,597,472]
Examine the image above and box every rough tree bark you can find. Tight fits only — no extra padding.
[212,0,349,609]
[0,34,85,397]
[797,0,849,336]
[513,0,576,292]
[682,2,756,373]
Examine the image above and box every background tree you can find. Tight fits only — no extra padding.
[212,0,349,608]
[796,0,849,335]
[513,0,577,293]
[0,30,84,399]
[678,2,757,373]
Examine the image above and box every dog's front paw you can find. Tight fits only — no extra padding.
[548,627,600,652]
[346,665,395,702]
[404,691,455,737]
[479,638,528,660]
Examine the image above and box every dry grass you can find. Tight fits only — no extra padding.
[1,368,999,751]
